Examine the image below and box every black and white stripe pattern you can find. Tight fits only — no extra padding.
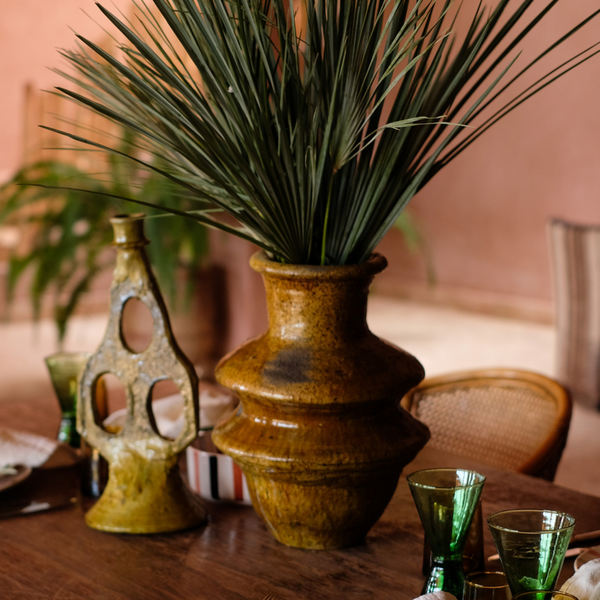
[186,443,252,504]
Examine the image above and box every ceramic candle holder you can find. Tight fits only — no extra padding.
[77,214,206,534]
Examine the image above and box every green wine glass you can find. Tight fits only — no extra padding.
[45,351,90,448]
[488,509,575,596]
[408,468,486,599]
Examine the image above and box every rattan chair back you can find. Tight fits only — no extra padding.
[401,368,572,481]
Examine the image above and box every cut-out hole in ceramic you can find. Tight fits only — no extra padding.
[120,297,153,353]
[94,373,126,434]
[148,379,182,440]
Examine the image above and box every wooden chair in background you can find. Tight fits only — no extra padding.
[548,218,600,411]
[401,368,572,482]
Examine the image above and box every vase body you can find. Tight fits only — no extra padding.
[212,252,430,549]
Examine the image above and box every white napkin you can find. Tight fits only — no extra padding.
[0,428,58,468]
[561,558,600,600]
[104,388,237,438]
[415,593,456,600]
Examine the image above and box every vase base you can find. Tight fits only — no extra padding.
[85,489,206,534]
[84,460,207,534]
[247,472,400,550]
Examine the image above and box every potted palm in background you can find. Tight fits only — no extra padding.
[0,127,224,375]
[41,0,600,548]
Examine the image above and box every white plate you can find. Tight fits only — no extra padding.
[0,428,57,468]
[0,464,32,493]
[574,546,600,571]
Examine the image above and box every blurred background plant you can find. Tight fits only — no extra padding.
[0,125,210,347]
[393,210,435,287]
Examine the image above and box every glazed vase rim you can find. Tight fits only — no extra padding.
[250,251,387,279]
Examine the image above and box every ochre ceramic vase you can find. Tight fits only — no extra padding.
[212,251,430,549]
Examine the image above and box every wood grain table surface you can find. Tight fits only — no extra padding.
[1,396,599,600]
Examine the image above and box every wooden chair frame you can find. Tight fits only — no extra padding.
[401,368,572,481]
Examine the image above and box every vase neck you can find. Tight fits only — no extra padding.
[263,272,373,345]
[250,252,387,346]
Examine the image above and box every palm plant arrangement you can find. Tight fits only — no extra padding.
[50,0,600,267]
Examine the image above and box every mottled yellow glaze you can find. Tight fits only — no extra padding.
[78,215,206,534]
[84,450,204,534]
[212,252,430,549]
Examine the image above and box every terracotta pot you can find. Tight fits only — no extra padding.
[212,252,430,549]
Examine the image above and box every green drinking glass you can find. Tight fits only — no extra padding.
[408,468,486,599]
[45,351,90,448]
[487,509,576,596]
[513,591,579,600]
[464,571,512,600]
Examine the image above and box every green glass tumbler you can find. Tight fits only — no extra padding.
[464,571,512,600]
[513,591,578,600]
[408,468,486,599]
[45,351,90,448]
[487,509,575,596]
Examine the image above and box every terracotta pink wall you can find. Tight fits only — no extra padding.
[0,0,129,179]
[376,0,600,317]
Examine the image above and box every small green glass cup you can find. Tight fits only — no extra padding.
[407,468,486,599]
[45,351,90,448]
[487,509,575,596]
[464,571,512,600]
[513,591,579,600]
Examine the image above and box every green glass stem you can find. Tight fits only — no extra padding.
[45,351,90,449]
[408,468,486,600]
[424,558,467,598]
[57,411,79,447]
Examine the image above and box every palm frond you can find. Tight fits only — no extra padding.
[48,0,600,265]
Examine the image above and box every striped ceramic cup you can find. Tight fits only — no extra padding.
[186,432,252,505]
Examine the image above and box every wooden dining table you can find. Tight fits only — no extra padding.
[1,395,599,600]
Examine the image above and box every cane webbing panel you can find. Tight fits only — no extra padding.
[402,369,572,481]
[411,384,555,472]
